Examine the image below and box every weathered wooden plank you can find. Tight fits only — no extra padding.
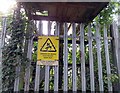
[0,32,2,92]
[44,65,50,92]
[24,35,33,91]
[34,65,40,92]
[13,7,22,92]
[113,22,120,77]
[54,22,60,92]
[34,21,42,92]
[72,23,77,91]
[110,24,120,91]
[44,21,51,92]
[63,22,68,92]
[88,24,95,91]
[1,17,7,47]
[0,17,7,92]
[14,57,20,92]
[112,22,120,91]
[54,66,59,91]
[103,25,112,91]
[95,24,104,91]
[118,9,120,83]
[80,23,86,91]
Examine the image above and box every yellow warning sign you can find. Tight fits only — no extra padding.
[40,38,56,52]
[37,36,59,62]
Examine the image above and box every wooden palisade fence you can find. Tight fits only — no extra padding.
[11,20,120,92]
[1,5,120,93]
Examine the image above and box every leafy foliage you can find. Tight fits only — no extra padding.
[95,2,120,25]
[2,9,28,91]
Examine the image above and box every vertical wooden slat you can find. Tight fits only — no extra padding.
[113,22,120,76]
[80,23,86,91]
[1,17,7,47]
[44,21,51,92]
[88,24,95,91]
[34,21,42,92]
[118,10,120,88]
[112,22,120,90]
[44,66,50,92]
[24,33,33,91]
[116,29,120,92]
[72,23,77,91]
[0,17,7,92]
[34,66,40,92]
[13,6,21,92]
[54,22,59,92]
[63,22,68,92]
[13,9,21,91]
[14,57,20,92]
[0,28,2,92]
[103,25,112,91]
[95,24,104,91]
[54,66,59,91]
[110,24,120,91]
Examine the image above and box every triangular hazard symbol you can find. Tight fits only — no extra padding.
[40,38,56,52]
